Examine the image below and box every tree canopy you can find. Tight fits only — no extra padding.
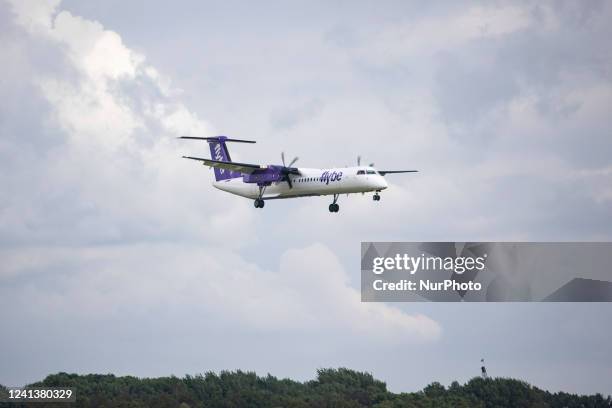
[1,368,609,407]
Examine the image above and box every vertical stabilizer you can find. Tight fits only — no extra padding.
[179,135,256,181]
[207,136,241,181]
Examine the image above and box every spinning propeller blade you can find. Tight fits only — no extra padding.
[281,152,299,188]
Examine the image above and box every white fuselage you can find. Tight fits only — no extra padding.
[212,166,388,200]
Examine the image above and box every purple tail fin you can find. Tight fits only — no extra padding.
[179,135,255,181]
[208,136,241,181]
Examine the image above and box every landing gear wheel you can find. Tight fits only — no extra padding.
[373,193,381,201]
[328,194,340,213]
[254,185,267,209]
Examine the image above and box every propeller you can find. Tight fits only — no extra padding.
[282,152,299,168]
[281,152,299,188]
[357,155,375,168]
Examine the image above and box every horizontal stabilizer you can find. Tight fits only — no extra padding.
[179,136,256,143]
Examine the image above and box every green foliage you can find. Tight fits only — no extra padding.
[4,369,609,408]
[0,383,8,401]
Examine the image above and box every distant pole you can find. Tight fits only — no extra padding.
[481,358,488,379]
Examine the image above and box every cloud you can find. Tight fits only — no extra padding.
[0,1,441,387]
[0,243,440,343]
[6,0,60,33]
[270,98,324,131]
[1,0,247,246]
[337,4,531,70]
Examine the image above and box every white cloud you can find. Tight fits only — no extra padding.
[0,0,439,359]
[352,5,531,64]
[0,243,441,344]
[6,0,60,33]
[39,77,143,149]
[276,244,440,342]
[7,0,212,147]
[2,0,231,244]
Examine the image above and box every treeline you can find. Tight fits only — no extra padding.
[1,368,610,407]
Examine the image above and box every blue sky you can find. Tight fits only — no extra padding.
[1,0,611,395]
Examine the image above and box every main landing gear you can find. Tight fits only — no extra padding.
[329,194,340,213]
[254,185,266,209]
[373,192,381,201]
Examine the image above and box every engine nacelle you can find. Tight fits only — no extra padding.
[242,166,283,184]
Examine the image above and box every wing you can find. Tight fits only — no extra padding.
[182,156,264,174]
[379,170,418,176]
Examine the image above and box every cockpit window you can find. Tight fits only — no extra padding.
[357,170,365,175]
[366,170,376,174]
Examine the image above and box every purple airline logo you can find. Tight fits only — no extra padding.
[320,170,343,185]
[214,143,225,174]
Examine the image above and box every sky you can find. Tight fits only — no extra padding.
[1,0,611,396]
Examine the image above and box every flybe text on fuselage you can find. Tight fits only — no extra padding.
[320,170,343,185]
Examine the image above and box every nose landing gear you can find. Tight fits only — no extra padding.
[373,192,381,201]
[329,194,340,213]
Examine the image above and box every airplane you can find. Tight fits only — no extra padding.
[180,136,417,213]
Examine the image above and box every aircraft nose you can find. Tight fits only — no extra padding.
[378,176,388,190]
